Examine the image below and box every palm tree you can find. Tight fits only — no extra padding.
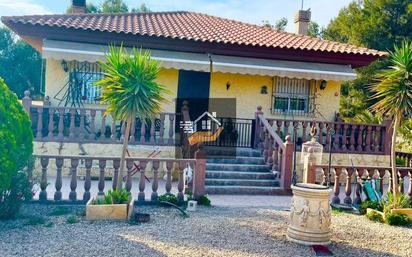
[371,41,412,198]
[96,45,169,189]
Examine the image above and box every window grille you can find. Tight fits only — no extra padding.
[68,62,104,104]
[272,77,312,116]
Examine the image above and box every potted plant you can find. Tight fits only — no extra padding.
[86,189,133,220]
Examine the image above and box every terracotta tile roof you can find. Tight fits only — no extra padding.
[1,11,386,57]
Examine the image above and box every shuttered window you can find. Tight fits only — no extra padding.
[272,78,311,115]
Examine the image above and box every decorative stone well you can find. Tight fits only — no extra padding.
[287,183,332,246]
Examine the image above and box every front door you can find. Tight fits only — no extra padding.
[176,70,211,121]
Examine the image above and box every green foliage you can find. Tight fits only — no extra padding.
[157,193,178,205]
[0,28,42,98]
[107,189,129,204]
[307,22,324,38]
[48,207,72,216]
[398,119,412,152]
[351,110,383,124]
[382,192,411,215]
[101,0,129,13]
[396,156,407,166]
[25,215,46,226]
[0,79,33,219]
[360,200,383,215]
[274,17,288,31]
[324,0,412,51]
[366,210,384,223]
[66,215,79,224]
[197,195,211,206]
[131,3,151,13]
[384,213,410,226]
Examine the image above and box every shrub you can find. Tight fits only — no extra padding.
[107,189,129,204]
[365,210,384,223]
[382,192,411,215]
[66,215,79,224]
[359,200,382,215]
[157,193,178,205]
[198,195,211,206]
[384,213,410,226]
[0,78,33,219]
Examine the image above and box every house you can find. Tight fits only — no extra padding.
[2,1,392,195]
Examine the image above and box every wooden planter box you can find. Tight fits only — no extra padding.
[86,198,134,221]
[391,208,412,219]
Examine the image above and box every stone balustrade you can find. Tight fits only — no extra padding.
[29,154,204,204]
[22,91,177,145]
[266,117,392,154]
[307,164,412,204]
[255,106,294,192]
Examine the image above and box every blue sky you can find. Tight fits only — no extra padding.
[0,0,353,32]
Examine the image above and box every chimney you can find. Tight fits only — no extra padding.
[72,0,86,14]
[294,9,311,35]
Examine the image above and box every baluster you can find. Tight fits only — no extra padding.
[98,160,106,196]
[325,123,331,152]
[321,168,327,186]
[263,129,269,163]
[58,108,64,140]
[344,169,353,205]
[90,109,96,140]
[333,123,340,151]
[276,120,282,136]
[341,124,348,151]
[69,158,79,201]
[398,170,405,194]
[354,169,363,204]
[125,160,134,194]
[165,161,173,194]
[177,161,185,202]
[259,122,265,154]
[79,109,85,140]
[387,169,393,193]
[318,122,324,146]
[302,121,308,143]
[112,159,120,190]
[129,118,136,144]
[47,107,54,139]
[159,114,165,145]
[149,118,156,144]
[111,116,116,142]
[168,114,175,145]
[36,108,43,139]
[377,169,385,195]
[357,125,364,151]
[100,110,106,140]
[39,157,49,201]
[365,125,372,152]
[140,119,146,144]
[332,168,341,204]
[138,160,147,202]
[284,121,290,136]
[349,124,356,151]
[120,121,126,142]
[408,171,412,197]
[374,126,381,153]
[272,142,280,171]
[151,160,160,201]
[83,158,92,202]
[69,109,75,139]
[54,157,64,201]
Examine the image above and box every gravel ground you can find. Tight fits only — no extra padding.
[0,204,411,257]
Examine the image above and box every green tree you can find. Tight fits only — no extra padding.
[0,28,41,98]
[371,41,412,198]
[131,3,151,13]
[101,0,129,13]
[274,17,288,31]
[307,21,324,38]
[95,46,169,189]
[0,78,33,219]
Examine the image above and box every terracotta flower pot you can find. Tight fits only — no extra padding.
[287,183,332,246]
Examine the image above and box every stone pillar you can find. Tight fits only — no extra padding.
[193,144,206,199]
[281,135,294,192]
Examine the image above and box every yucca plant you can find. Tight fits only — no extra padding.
[96,45,169,189]
[371,41,412,198]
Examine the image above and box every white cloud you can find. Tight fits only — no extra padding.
[0,0,51,16]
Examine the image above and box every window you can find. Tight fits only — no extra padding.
[69,62,104,104]
[272,78,312,115]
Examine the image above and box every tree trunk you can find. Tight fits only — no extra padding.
[390,112,401,198]
[116,117,132,190]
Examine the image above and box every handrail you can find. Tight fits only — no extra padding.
[257,114,285,148]
[32,154,195,162]
[315,164,412,172]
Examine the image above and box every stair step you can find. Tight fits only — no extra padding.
[205,178,280,187]
[206,170,276,180]
[205,147,261,157]
[206,156,265,165]
[205,185,284,195]
[206,163,269,172]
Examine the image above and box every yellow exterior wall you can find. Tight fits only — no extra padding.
[45,59,341,121]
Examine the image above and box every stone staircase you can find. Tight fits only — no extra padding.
[204,148,282,195]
